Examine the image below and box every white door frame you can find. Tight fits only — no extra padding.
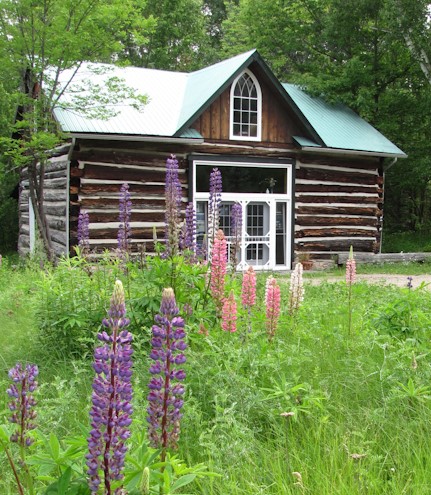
[192,159,293,271]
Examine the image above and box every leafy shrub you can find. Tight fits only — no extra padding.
[34,255,125,358]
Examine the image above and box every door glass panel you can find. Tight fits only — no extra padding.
[196,201,207,251]
[245,202,270,266]
[276,202,287,265]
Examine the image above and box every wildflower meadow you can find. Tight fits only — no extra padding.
[2,156,431,494]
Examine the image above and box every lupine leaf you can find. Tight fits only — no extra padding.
[171,473,196,491]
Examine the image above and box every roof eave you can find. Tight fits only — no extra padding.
[67,132,204,145]
[299,146,407,159]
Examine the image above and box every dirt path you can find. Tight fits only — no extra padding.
[307,273,431,289]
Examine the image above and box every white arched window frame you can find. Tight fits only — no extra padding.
[229,69,262,141]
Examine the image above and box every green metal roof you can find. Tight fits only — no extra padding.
[53,51,405,157]
[283,83,406,157]
[176,49,257,133]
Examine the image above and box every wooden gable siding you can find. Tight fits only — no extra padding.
[69,140,190,254]
[19,155,69,257]
[191,75,308,147]
[294,154,383,258]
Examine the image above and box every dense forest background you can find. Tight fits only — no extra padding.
[0,0,430,253]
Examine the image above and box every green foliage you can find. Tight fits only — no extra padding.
[4,258,431,493]
[34,255,125,358]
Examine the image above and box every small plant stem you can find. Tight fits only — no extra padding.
[348,283,352,336]
[0,439,25,495]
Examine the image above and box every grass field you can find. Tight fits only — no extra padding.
[1,256,431,494]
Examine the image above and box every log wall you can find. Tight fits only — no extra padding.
[18,154,69,257]
[294,155,383,259]
[70,142,189,254]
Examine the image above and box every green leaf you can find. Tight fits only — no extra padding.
[49,433,61,461]
[57,467,72,495]
[171,474,197,491]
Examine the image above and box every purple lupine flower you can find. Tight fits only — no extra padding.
[208,168,222,256]
[118,183,132,259]
[179,203,196,258]
[147,288,187,458]
[86,280,133,495]
[164,155,183,257]
[7,363,38,447]
[230,202,242,268]
[407,276,413,290]
[78,210,90,254]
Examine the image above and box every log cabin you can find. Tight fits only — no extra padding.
[18,50,406,270]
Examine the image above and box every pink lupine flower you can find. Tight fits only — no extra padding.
[210,230,227,309]
[265,276,281,340]
[346,246,356,285]
[288,263,304,316]
[241,266,256,309]
[221,290,238,333]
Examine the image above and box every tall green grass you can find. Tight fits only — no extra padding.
[1,258,431,494]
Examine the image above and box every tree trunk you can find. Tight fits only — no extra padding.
[28,159,54,262]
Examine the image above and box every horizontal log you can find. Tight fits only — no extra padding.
[296,215,378,227]
[88,211,165,223]
[44,178,68,189]
[79,197,165,208]
[52,241,68,256]
[79,183,187,196]
[295,183,380,194]
[296,205,381,217]
[296,195,379,204]
[296,167,377,185]
[18,234,30,249]
[45,170,68,179]
[72,149,186,168]
[46,216,66,231]
[84,227,165,240]
[49,229,68,246]
[44,204,67,216]
[43,159,68,173]
[43,190,67,201]
[337,252,431,265]
[295,228,376,238]
[296,239,375,252]
[82,163,186,183]
[297,154,379,170]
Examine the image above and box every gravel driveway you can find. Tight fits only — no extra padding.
[307,273,431,289]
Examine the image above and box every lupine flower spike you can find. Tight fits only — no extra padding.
[7,363,38,448]
[180,202,196,261]
[77,210,90,256]
[208,168,222,257]
[346,246,356,335]
[346,246,356,286]
[266,276,281,341]
[221,290,238,333]
[241,266,256,334]
[164,155,183,257]
[147,288,187,461]
[86,280,133,495]
[210,230,228,310]
[288,263,304,317]
[407,276,413,290]
[118,183,132,260]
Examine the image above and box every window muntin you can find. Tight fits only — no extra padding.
[230,70,262,141]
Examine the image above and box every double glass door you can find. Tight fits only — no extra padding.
[196,195,290,270]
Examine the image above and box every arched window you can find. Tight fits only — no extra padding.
[230,70,262,141]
